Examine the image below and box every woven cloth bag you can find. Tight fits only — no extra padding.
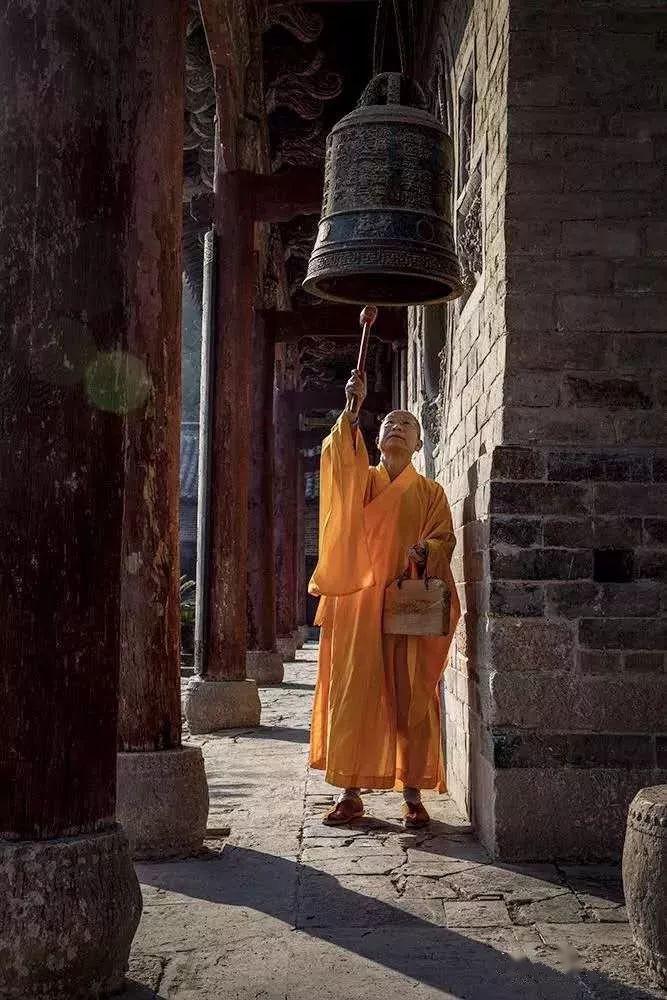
[382,562,451,637]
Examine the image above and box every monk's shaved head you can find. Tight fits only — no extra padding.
[381,410,422,435]
[377,410,423,458]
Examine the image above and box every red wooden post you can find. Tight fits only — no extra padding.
[115,0,208,858]
[295,448,308,647]
[274,390,299,662]
[0,2,141,993]
[246,313,284,685]
[184,170,261,732]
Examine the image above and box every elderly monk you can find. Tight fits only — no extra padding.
[308,369,460,828]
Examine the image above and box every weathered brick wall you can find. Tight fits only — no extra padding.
[410,0,510,841]
[486,0,667,859]
[412,0,666,859]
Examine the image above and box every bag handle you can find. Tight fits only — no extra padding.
[396,554,431,590]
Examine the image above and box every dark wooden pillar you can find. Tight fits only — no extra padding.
[118,0,185,755]
[0,1,141,993]
[246,314,284,685]
[184,170,261,731]
[115,0,208,859]
[274,389,298,661]
[296,450,308,637]
[208,171,255,678]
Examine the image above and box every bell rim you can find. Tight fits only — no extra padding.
[302,268,465,307]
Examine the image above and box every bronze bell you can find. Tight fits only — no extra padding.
[303,72,463,307]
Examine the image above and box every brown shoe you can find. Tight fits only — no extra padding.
[323,794,364,826]
[402,800,430,829]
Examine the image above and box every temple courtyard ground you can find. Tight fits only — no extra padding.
[121,644,665,1000]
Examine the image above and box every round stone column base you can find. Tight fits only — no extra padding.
[0,825,142,1000]
[297,624,310,646]
[116,746,209,860]
[246,650,284,686]
[293,628,304,650]
[277,633,297,662]
[623,785,667,989]
[184,677,261,734]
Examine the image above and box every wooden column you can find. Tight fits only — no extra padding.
[208,171,254,677]
[184,170,261,731]
[274,390,299,661]
[118,0,184,754]
[115,0,208,859]
[296,450,308,636]
[246,313,284,684]
[246,314,284,685]
[0,2,141,993]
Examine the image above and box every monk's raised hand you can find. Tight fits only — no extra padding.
[407,540,429,568]
[345,369,367,411]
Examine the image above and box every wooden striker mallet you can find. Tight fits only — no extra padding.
[346,304,379,414]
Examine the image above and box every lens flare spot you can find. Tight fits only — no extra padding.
[85,351,150,413]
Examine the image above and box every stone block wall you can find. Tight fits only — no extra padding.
[487,0,667,859]
[412,0,511,843]
[412,0,666,859]
[486,449,666,858]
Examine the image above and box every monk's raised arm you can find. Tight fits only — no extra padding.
[308,375,374,598]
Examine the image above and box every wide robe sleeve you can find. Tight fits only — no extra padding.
[421,482,460,637]
[308,413,376,598]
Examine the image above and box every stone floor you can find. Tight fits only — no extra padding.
[122,644,665,1000]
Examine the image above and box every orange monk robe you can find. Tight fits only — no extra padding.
[308,413,461,792]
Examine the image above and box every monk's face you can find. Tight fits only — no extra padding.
[378,410,422,458]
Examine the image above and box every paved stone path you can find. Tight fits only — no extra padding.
[123,645,665,999]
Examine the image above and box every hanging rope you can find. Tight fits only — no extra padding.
[372,0,416,78]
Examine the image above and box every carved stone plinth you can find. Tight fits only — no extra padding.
[622,785,667,988]
[246,650,284,686]
[116,747,209,859]
[0,827,142,1000]
[184,677,261,734]
[277,633,297,663]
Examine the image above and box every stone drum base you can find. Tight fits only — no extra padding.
[623,785,667,989]
[0,825,141,1000]
[116,746,209,860]
[246,649,284,686]
[277,632,297,662]
[184,677,261,734]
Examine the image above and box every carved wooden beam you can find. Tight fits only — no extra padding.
[265,52,343,120]
[264,4,324,41]
[268,1,374,5]
[261,305,407,343]
[251,167,324,222]
[287,388,389,412]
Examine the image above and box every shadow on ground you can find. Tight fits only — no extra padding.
[248,726,311,744]
[137,845,656,999]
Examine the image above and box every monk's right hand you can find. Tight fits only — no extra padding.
[345,369,367,414]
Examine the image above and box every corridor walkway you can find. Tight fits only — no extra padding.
[123,645,663,1000]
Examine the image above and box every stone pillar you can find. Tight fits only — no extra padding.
[274,389,298,662]
[115,0,208,859]
[0,3,141,996]
[246,313,284,686]
[184,170,261,733]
